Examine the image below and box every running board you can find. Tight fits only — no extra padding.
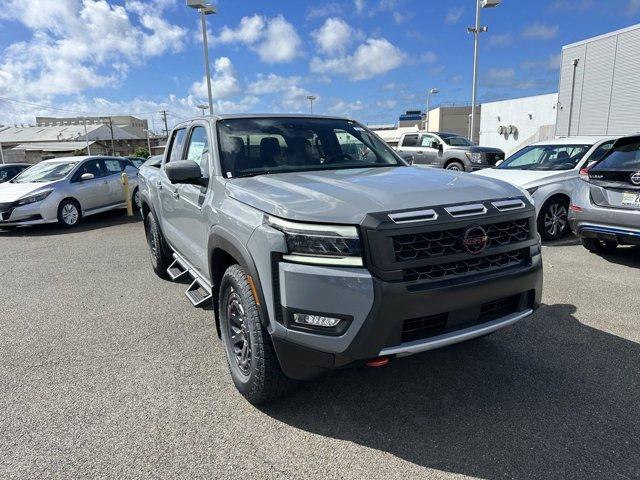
[167,258,189,281]
[185,279,212,307]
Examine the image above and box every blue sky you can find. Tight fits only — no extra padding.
[0,0,639,130]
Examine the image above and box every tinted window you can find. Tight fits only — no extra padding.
[401,134,419,147]
[217,117,403,178]
[167,128,187,163]
[75,159,104,179]
[103,159,123,174]
[499,144,591,171]
[443,136,473,147]
[592,142,640,172]
[186,126,210,176]
[587,141,614,164]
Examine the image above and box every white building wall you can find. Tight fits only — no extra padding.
[479,93,558,156]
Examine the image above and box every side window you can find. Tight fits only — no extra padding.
[401,134,419,147]
[0,169,8,181]
[588,141,614,164]
[74,159,104,180]
[167,128,187,163]
[420,134,436,147]
[103,159,123,175]
[185,126,210,176]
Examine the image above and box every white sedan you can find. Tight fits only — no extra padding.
[473,136,616,240]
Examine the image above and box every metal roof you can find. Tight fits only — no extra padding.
[563,23,640,49]
[0,124,138,143]
[12,141,97,152]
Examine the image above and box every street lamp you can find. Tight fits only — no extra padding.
[425,88,439,131]
[187,0,217,114]
[306,95,317,114]
[468,0,501,144]
[196,104,209,116]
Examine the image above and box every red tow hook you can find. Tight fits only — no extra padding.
[366,356,390,367]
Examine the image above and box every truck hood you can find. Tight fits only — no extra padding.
[0,181,55,203]
[472,168,572,188]
[226,166,521,224]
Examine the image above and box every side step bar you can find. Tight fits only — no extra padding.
[166,253,213,307]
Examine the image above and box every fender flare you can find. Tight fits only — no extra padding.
[207,226,271,329]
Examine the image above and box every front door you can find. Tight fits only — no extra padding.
[70,158,109,212]
[174,124,212,274]
[420,133,441,166]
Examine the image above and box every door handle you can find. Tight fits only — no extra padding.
[417,151,424,154]
[172,190,180,199]
[156,181,162,190]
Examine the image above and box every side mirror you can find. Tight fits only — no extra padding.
[165,160,207,186]
[431,141,441,150]
[404,154,414,165]
[495,160,504,167]
[80,173,95,181]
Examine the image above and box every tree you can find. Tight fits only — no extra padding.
[133,147,150,159]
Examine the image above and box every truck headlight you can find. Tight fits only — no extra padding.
[266,215,363,267]
[465,152,484,164]
[15,190,52,206]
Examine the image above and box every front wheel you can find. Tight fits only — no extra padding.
[219,264,295,404]
[57,199,81,228]
[445,161,465,172]
[145,212,170,278]
[132,188,141,211]
[581,237,618,254]
[538,199,569,241]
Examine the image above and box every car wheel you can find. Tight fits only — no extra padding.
[132,188,141,211]
[57,199,81,228]
[581,237,618,254]
[145,212,170,278]
[538,199,569,241]
[219,264,295,404]
[445,161,465,171]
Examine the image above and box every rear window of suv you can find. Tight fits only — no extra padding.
[591,142,640,172]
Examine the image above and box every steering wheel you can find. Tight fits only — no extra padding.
[323,153,354,164]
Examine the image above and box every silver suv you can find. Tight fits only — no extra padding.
[569,134,640,252]
[396,131,504,171]
[139,115,542,404]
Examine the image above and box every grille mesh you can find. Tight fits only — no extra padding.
[393,219,529,262]
[402,249,528,282]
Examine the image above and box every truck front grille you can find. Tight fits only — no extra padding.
[393,218,529,262]
[486,153,504,165]
[402,248,528,282]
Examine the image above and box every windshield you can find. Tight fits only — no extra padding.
[12,161,78,183]
[441,136,473,147]
[591,142,640,172]
[217,117,405,178]
[498,144,591,171]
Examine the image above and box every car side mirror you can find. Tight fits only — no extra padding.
[165,160,207,186]
[431,141,441,150]
[80,173,95,181]
[495,160,504,167]
[404,154,414,165]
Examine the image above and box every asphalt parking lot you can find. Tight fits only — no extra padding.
[1,211,639,479]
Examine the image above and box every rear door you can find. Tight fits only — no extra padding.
[396,133,420,162]
[101,158,127,206]
[588,141,640,210]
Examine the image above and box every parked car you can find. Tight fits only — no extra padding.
[0,156,140,228]
[142,155,163,168]
[473,136,616,240]
[138,114,542,404]
[395,131,505,171]
[569,134,640,253]
[127,156,146,168]
[0,163,31,183]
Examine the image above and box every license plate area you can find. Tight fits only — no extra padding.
[622,191,640,208]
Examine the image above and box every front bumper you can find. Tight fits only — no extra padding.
[272,251,542,380]
[0,200,56,226]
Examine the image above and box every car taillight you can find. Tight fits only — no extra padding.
[579,167,590,182]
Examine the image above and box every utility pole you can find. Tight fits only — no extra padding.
[104,117,115,156]
[145,129,152,155]
[82,117,91,155]
[161,110,169,138]
[0,141,5,164]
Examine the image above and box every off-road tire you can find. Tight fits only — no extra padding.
[145,212,170,279]
[219,264,295,404]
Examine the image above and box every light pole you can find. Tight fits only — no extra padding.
[0,141,4,164]
[468,0,501,144]
[187,1,217,114]
[144,129,152,155]
[425,88,439,131]
[306,95,317,114]
[82,116,91,155]
[197,104,209,116]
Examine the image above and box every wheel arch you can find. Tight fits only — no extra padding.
[208,227,270,338]
[444,158,465,169]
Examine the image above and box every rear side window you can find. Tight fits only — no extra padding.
[167,128,187,163]
[402,134,419,147]
[592,142,640,172]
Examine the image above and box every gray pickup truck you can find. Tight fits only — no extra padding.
[138,114,542,404]
[396,131,505,171]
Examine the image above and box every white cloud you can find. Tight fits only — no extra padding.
[312,18,357,57]
[381,82,396,91]
[0,0,186,99]
[521,53,562,71]
[189,57,241,100]
[488,33,513,47]
[310,38,405,81]
[306,3,343,20]
[354,0,366,14]
[487,68,516,81]
[327,99,364,116]
[281,86,319,111]
[376,99,397,109]
[445,6,464,25]
[214,14,301,63]
[393,12,407,24]
[420,51,438,63]
[522,23,559,39]
[247,74,302,95]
